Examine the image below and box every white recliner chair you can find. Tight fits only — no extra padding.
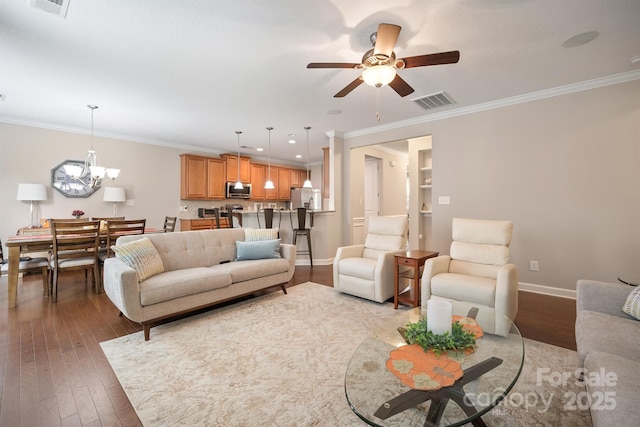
[421,218,518,336]
[333,216,409,303]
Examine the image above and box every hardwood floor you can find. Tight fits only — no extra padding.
[0,266,576,426]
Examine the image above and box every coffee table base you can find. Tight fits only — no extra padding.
[374,356,503,427]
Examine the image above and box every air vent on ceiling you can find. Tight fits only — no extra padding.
[412,91,455,111]
[30,0,70,18]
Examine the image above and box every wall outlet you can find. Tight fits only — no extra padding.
[529,260,539,271]
[179,205,188,212]
[438,196,450,205]
[126,199,134,206]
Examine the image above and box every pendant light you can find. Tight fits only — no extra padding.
[264,127,275,189]
[234,131,244,190]
[303,126,313,188]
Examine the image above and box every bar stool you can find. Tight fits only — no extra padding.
[290,207,313,268]
[257,208,281,230]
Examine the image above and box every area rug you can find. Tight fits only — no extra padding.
[100,283,592,426]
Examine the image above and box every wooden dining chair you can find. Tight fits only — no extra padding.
[163,216,177,232]
[49,220,101,303]
[0,238,50,295]
[100,219,146,258]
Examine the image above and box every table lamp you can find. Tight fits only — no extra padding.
[16,183,47,228]
[103,187,126,216]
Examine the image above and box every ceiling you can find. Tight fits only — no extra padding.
[1,0,639,165]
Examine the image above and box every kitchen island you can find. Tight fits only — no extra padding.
[239,209,336,266]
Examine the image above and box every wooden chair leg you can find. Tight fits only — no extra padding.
[41,266,49,296]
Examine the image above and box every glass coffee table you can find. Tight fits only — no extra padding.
[345,304,524,426]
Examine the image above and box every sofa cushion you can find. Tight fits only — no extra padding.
[212,258,290,283]
[430,273,496,308]
[236,239,281,261]
[338,257,378,281]
[244,228,279,242]
[576,310,640,364]
[112,237,164,282]
[622,286,640,320]
[139,268,231,306]
[584,350,640,427]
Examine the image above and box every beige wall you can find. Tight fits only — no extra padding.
[0,123,327,259]
[3,78,639,293]
[0,123,183,242]
[343,79,640,293]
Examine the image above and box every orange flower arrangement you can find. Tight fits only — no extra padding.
[386,344,463,390]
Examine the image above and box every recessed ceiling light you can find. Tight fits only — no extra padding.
[289,139,296,144]
[327,109,342,115]
[256,147,264,152]
[562,31,599,48]
[630,55,640,65]
[296,154,302,159]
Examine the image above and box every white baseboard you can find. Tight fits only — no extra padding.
[295,257,334,266]
[519,282,576,299]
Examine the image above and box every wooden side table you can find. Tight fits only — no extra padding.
[394,250,439,309]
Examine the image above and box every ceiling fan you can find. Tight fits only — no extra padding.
[307,23,460,98]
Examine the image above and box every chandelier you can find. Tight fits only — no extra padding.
[63,105,120,189]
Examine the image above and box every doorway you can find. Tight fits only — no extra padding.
[364,156,381,231]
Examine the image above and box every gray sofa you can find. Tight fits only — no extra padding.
[103,228,295,340]
[575,279,640,427]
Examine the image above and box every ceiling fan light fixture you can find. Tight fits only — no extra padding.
[362,65,396,87]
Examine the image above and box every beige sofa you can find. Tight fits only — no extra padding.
[575,280,640,427]
[103,228,295,340]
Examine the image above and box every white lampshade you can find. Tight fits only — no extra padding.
[264,180,275,190]
[16,183,47,201]
[303,179,313,189]
[362,65,397,87]
[103,186,126,202]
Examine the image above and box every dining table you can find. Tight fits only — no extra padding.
[4,227,161,308]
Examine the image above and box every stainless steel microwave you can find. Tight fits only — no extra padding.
[226,182,251,198]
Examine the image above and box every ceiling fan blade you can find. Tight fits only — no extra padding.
[307,62,360,69]
[388,74,415,97]
[374,23,401,59]
[401,50,460,68]
[334,77,364,98]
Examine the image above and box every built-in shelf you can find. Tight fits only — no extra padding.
[420,184,432,189]
[420,210,432,216]
[420,166,432,172]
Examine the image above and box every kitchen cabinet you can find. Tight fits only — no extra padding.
[265,166,278,200]
[180,154,226,200]
[207,158,226,199]
[250,163,266,200]
[180,154,208,199]
[180,218,228,231]
[221,154,251,183]
[277,167,291,200]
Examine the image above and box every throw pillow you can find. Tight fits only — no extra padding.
[236,239,281,261]
[112,237,164,282]
[244,228,279,242]
[622,286,640,320]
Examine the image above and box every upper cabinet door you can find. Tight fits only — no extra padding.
[222,154,251,183]
[207,158,226,199]
[180,154,208,199]
[277,167,291,200]
[250,163,266,200]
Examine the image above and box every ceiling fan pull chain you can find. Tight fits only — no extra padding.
[376,88,381,121]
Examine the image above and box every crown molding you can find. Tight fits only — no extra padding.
[344,70,640,139]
